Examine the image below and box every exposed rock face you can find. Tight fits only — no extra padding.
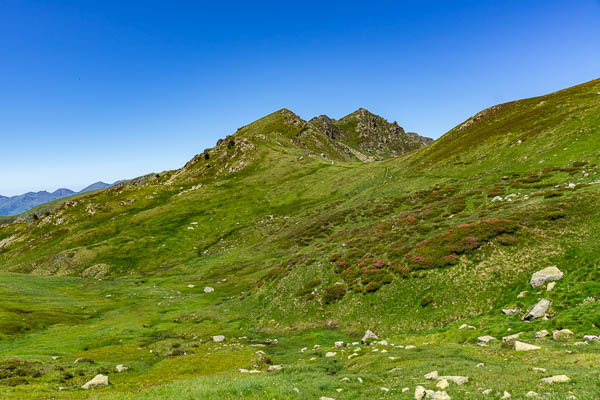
[530,267,563,288]
[523,299,551,320]
[309,109,433,161]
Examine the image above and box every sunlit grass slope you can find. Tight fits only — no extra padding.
[0,79,599,399]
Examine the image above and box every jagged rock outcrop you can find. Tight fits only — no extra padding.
[309,108,432,161]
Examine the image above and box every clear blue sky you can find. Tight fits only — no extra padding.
[1,0,599,196]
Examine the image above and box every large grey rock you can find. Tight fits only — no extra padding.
[523,299,551,320]
[81,374,109,389]
[515,341,540,351]
[530,267,563,288]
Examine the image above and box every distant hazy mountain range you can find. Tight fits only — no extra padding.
[0,181,121,216]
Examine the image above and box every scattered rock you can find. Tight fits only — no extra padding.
[266,364,282,372]
[377,340,389,346]
[334,341,345,348]
[501,391,511,399]
[204,286,215,293]
[523,299,551,320]
[415,386,427,400]
[361,330,378,344]
[212,335,225,343]
[325,352,337,357]
[541,375,570,384]
[517,291,527,298]
[535,330,549,339]
[459,324,475,330]
[436,379,449,389]
[431,391,451,400]
[526,391,539,397]
[115,365,128,373]
[477,336,497,345]
[584,335,599,342]
[502,309,519,315]
[52,356,61,360]
[380,387,390,392]
[553,329,574,341]
[405,345,416,350]
[482,389,492,395]
[476,363,485,368]
[187,284,195,288]
[438,376,468,385]
[532,367,547,373]
[81,374,109,390]
[515,341,540,351]
[546,282,556,291]
[74,358,94,364]
[530,267,563,288]
[320,397,335,400]
[257,351,272,364]
[502,333,522,345]
[425,371,439,380]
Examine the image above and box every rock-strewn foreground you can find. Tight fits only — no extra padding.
[0,79,600,399]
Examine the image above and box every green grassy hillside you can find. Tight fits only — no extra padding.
[0,79,599,399]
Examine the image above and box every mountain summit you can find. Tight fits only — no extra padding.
[310,108,433,161]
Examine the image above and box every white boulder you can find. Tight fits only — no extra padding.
[515,341,540,351]
[530,267,563,288]
[541,375,570,384]
[81,374,109,390]
[523,299,551,320]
